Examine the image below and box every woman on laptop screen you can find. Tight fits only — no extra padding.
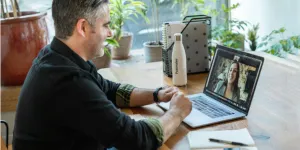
[214,60,240,102]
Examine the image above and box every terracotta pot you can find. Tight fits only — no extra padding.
[143,41,162,63]
[1,11,49,86]
[111,32,132,60]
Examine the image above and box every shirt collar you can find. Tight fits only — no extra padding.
[50,37,92,71]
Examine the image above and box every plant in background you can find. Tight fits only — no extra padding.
[259,27,300,58]
[258,27,286,49]
[172,0,240,18]
[247,24,259,51]
[211,19,248,53]
[258,27,287,58]
[109,0,148,41]
[291,36,300,49]
[283,35,300,55]
[142,0,166,63]
[148,0,163,46]
[172,0,206,18]
[104,38,119,57]
[1,0,21,18]
[266,43,284,57]
[211,3,247,52]
[280,38,293,53]
[173,1,243,55]
[290,36,300,55]
[108,0,149,59]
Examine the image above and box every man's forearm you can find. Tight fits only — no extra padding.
[129,88,155,107]
[158,109,183,143]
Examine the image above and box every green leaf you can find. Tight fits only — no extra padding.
[279,27,286,33]
[270,49,276,55]
[258,43,264,48]
[106,38,119,47]
[221,4,226,12]
[280,39,293,52]
[290,35,300,48]
[103,47,111,58]
[232,3,240,9]
[110,0,148,30]
[271,43,283,53]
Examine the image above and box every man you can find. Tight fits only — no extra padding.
[13,0,192,150]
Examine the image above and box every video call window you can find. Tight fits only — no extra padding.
[205,49,261,111]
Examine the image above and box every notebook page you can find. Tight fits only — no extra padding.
[188,128,255,149]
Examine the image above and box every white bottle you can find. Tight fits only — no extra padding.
[172,33,187,86]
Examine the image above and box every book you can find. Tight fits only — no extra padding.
[188,128,256,149]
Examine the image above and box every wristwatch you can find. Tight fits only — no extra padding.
[153,87,163,103]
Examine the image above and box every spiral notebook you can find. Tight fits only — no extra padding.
[162,21,185,50]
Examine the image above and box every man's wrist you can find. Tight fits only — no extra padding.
[168,108,185,122]
[153,87,163,103]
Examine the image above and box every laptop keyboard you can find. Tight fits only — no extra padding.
[191,96,234,118]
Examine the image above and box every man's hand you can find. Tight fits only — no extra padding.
[158,86,179,103]
[158,92,192,143]
[169,92,192,120]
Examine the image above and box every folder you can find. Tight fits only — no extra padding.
[162,15,212,77]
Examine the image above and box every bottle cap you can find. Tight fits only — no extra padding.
[174,33,182,41]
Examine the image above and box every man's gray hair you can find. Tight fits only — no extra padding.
[52,0,109,39]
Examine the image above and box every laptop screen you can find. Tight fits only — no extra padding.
[205,45,263,113]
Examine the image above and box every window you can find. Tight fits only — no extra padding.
[17,0,226,50]
[123,0,226,50]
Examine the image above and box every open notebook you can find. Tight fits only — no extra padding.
[188,128,256,149]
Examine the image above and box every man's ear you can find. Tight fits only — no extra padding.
[76,19,88,38]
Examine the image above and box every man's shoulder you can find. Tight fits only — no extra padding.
[26,45,85,86]
[35,45,79,69]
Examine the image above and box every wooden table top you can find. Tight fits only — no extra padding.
[98,58,300,150]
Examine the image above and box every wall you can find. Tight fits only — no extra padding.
[231,0,300,46]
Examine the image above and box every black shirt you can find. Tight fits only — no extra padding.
[13,37,159,150]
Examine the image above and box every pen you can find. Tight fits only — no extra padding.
[209,138,249,146]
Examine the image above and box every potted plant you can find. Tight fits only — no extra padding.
[109,0,148,60]
[247,24,259,51]
[1,0,49,86]
[143,0,163,63]
[210,3,248,53]
[212,19,248,51]
[91,38,119,69]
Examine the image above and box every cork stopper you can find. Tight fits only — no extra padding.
[174,33,182,41]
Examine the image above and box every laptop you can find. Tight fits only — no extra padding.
[158,45,264,128]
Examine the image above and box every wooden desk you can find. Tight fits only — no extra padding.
[98,59,300,150]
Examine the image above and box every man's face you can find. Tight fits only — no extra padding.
[85,6,112,59]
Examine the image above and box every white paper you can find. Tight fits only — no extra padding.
[129,114,145,121]
[188,128,255,149]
